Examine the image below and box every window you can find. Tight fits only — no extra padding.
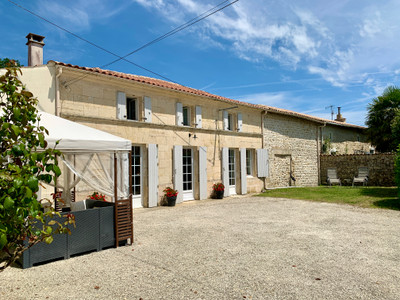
[183,106,191,126]
[246,149,253,176]
[127,97,138,120]
[227,113,234,131]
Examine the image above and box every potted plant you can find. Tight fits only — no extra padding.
[163,187,178,206]
[212,183,225,199]
[88,192,107,201]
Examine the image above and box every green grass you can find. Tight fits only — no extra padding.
[257,186,400,210]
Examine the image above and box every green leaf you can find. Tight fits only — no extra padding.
[4,197,14,210]
[0,233,7,250]
[13,178,23,188]
[53,165,61,177]
[25,186,32,198]
[38,133,45,148]
[27,176,39,192]
[11,124,21,136]
[46,226,52,234]
[44,236,53,244]
[48,220,56,226]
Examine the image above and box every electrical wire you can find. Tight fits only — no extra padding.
[7,0,239,86]
[101,0,239,69]
[7,0,176,82]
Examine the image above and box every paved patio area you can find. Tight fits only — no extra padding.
[1,196,400,299]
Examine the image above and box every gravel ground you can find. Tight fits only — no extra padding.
[1,196,400,300]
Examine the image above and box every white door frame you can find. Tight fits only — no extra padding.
[131,145,143,208]
[228,148,236,195]
[182,147,194,201]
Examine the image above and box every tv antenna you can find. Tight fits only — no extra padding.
[325,105,335,120]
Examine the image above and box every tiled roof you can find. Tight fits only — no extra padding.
[49,61,366,130]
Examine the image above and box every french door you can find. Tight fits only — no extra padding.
[131,146,142,208]
[182,148,194,201]
[228,149,236,195]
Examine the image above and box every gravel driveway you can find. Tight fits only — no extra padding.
[1,196,400,299]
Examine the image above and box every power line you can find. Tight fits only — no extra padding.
[7,0,177,82]
[7,0,239,86]
[101,0,239,69]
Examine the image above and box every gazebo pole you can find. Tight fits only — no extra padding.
[114,153,119,247]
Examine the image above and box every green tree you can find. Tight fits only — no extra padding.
[366,86,400,152]
[0,67,74,271]
[0,58,22,68]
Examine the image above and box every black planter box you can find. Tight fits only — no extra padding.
[22,201,115,269]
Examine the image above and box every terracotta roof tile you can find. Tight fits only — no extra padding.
[49,61,366,130]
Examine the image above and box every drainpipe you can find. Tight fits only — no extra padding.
[261,110,267,190]
[317,122,326,185]
[55,66,62,116]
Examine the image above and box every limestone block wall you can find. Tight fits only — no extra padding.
[58,68,265,205]
[320,153,395,186]
[322,124,370,154]
[264,113,319,187]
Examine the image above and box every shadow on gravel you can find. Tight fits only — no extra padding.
[373,199,400,211]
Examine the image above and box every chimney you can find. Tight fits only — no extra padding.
[26,33,45,66]
[334,106,346,122]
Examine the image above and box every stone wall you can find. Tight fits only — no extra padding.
[264,113,319,187]
[322,124,370,155]
[57,68,265,206]
[320,153,395,186]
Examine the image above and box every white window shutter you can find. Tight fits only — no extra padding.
[173,145,183,203]
[195,106,202,128]
[257,149,269,178]
[117,91,127,120]
[199,147,207,200]
[240,148,247,194]
[176,102,183,126]
[144,96,152,123]
[237,113,243,132]
[221,147,229,196]
[148,144,158,207]
[223,111,228,130]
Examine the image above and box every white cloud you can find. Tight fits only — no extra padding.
[37,0,130,32]
[131,0,400,94]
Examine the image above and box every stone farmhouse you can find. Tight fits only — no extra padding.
[11,34,369,208]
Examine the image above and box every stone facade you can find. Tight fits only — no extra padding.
[320,153,395,186]
[50,66,265,206]
[264,113,319,187]
[322,124,370,155]
[13,62,373,207]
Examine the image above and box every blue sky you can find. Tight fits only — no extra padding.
[1,0,400,126]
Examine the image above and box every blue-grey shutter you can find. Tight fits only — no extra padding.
[148,144,158,207]
[222,147,229,196]
[173,145,183,203]
[237,113,243,132]
[144,96,152,123]
[257,149,269,178]
[223,111,228,130]
[195,106,202,128]
[240,148,247,194]
[199,146,207,200]
[176,102,183,126]
[117,91,126,120]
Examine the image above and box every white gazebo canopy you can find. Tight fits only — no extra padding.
[38,111,131,152]
[37,112,131,204]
